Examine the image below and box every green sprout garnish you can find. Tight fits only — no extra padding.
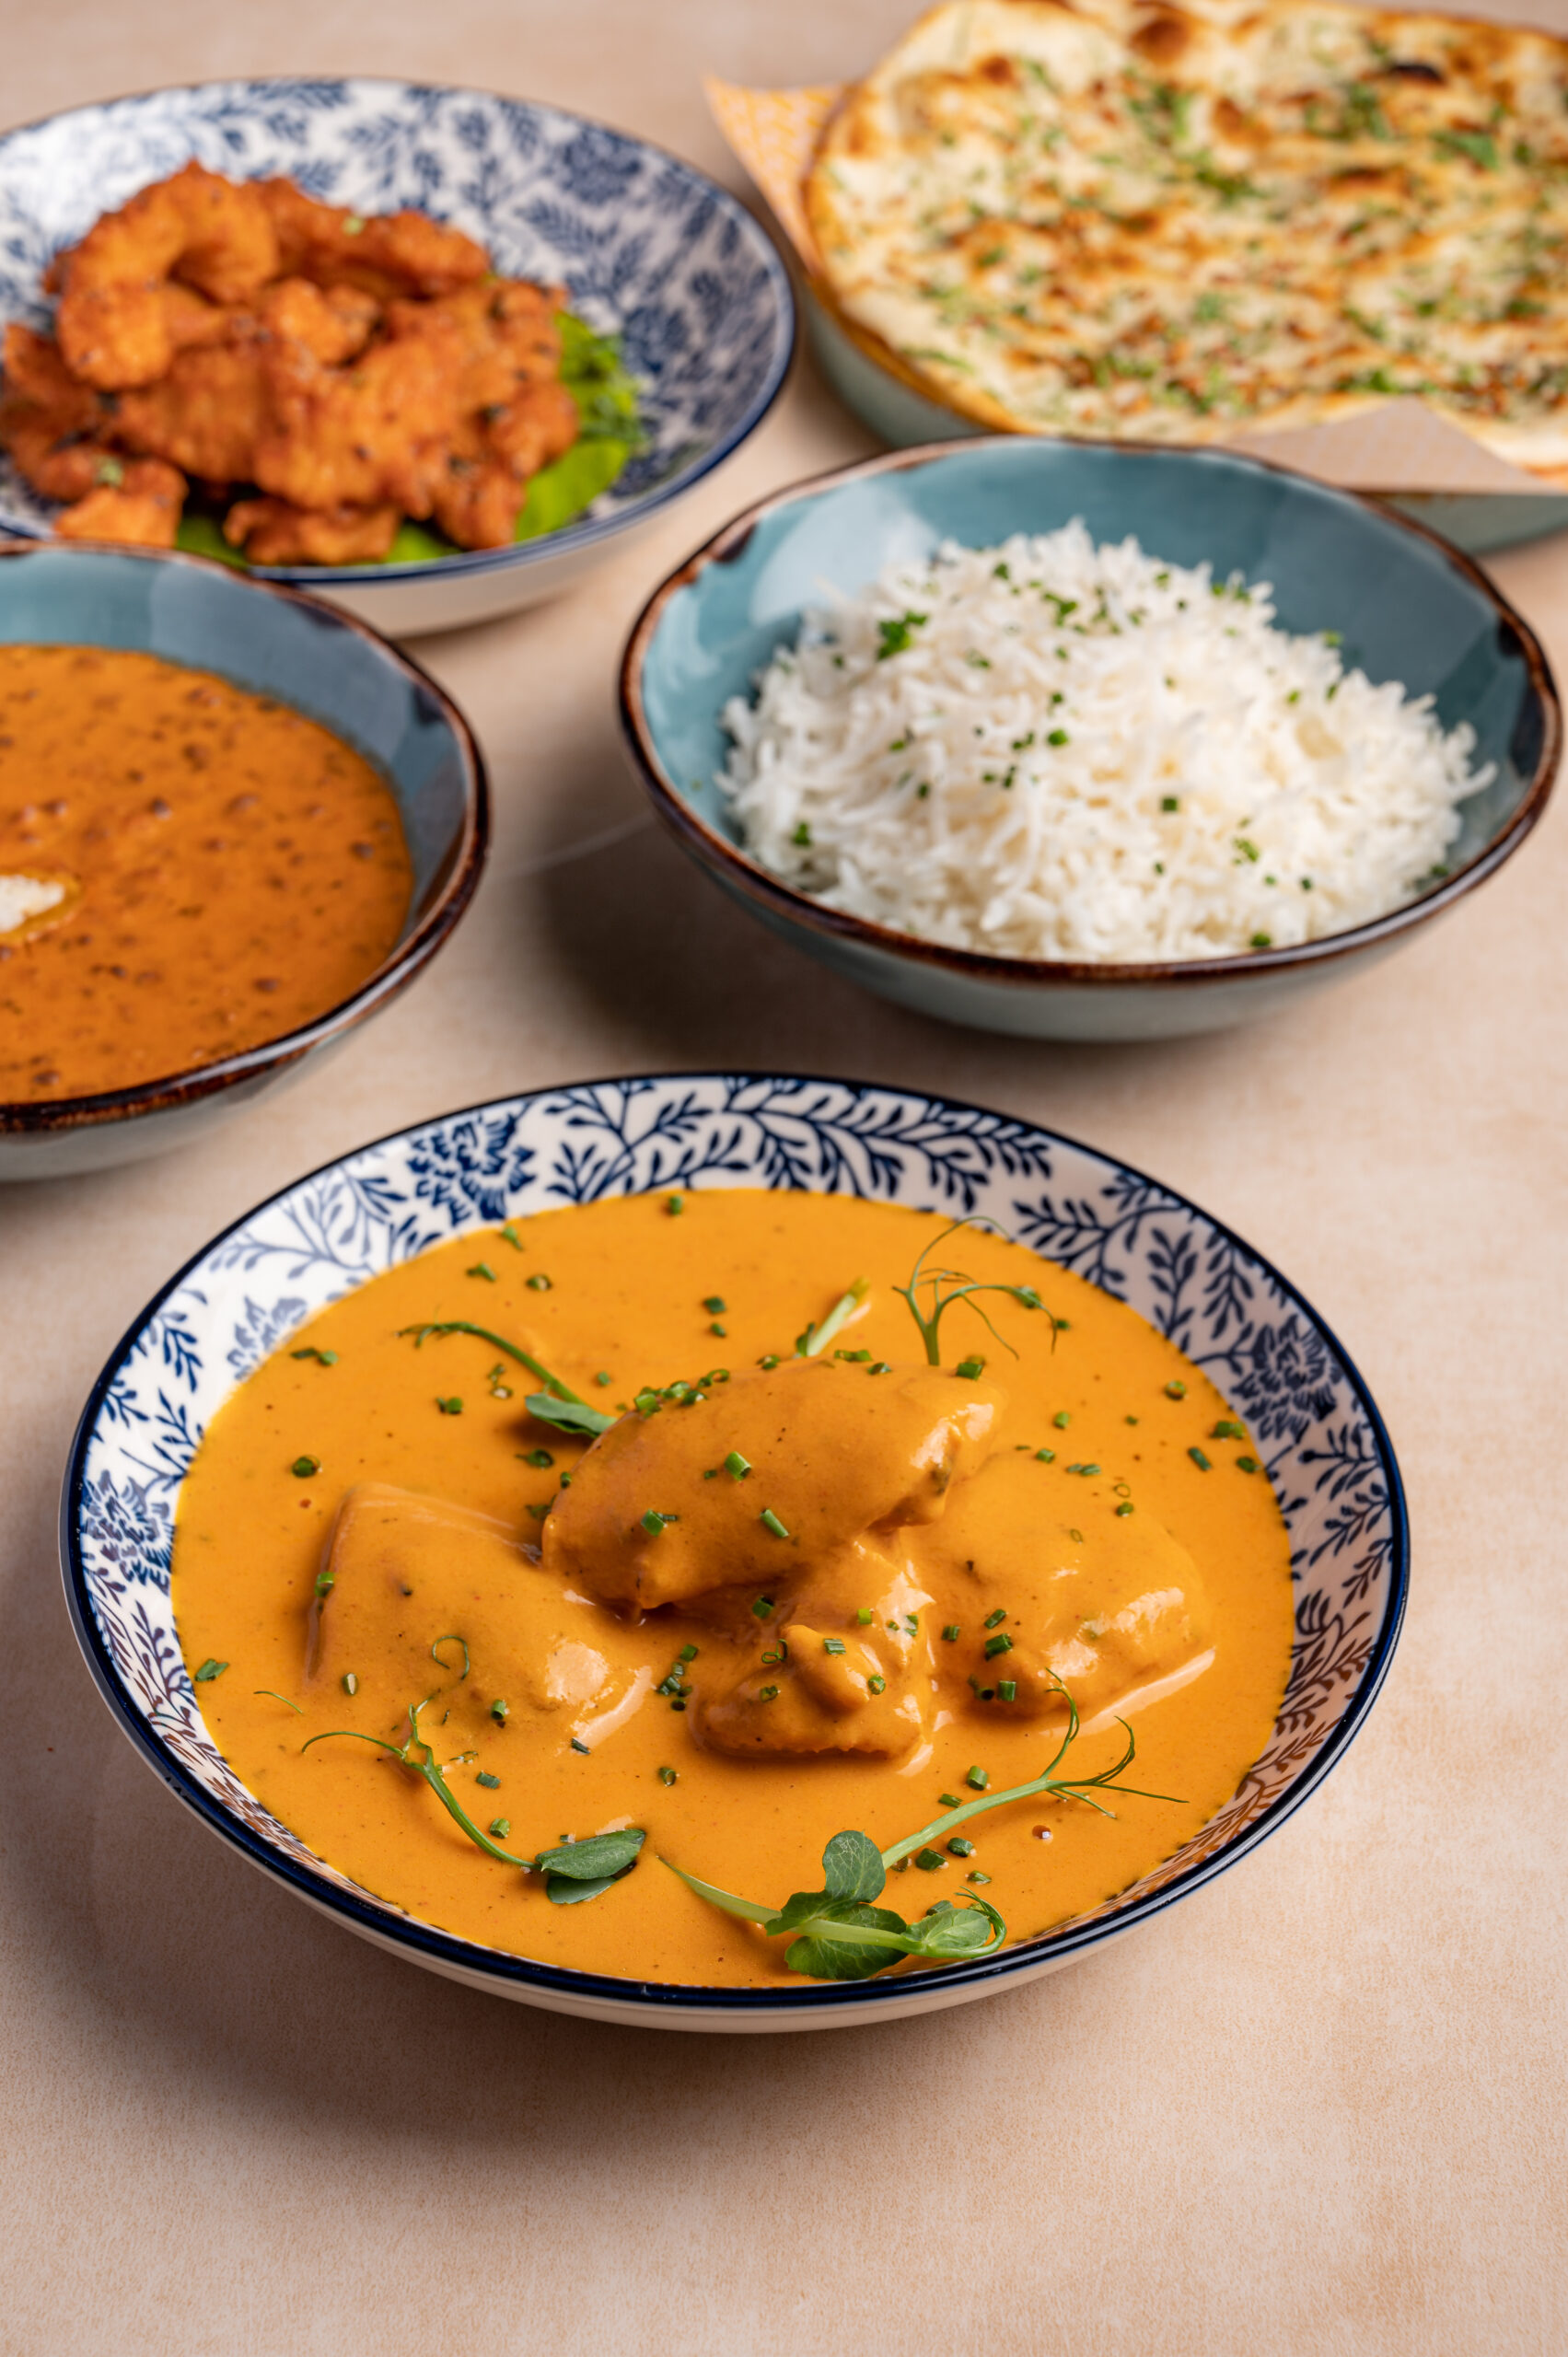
[400,1320,614,1438]
[661,1682,1179,1980]
[895,1217,1055,1367]
[302,1692,644,1904]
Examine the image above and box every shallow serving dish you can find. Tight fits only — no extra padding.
[0,541,486,1181]
[621,439,1559,1042]
[0,77,796,636]
[63,1071,1406,2030]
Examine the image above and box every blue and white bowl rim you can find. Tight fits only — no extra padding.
[60,1072,1410,2013]
[0,76,797,586]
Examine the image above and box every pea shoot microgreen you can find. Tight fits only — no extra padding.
[302,1672,645,1904]
[661,1683,1179,1981]
[399,1320,615,1438]
[895,1217,1055,1367]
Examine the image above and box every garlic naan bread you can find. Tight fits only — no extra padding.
[806,0,1568,471]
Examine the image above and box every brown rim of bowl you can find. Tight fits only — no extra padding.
[0,540,490,1132]
[618,435,1562,993]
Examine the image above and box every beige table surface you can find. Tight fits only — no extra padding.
[3,3,1566,2351]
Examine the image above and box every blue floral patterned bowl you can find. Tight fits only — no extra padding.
[62,1073,1407,2031]
[0,79,795,635]
[621,439,1559,1040]
[0,541,486,1181]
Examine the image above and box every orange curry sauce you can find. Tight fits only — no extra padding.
[0,644,411,1100]
[174,1191,1295,1991]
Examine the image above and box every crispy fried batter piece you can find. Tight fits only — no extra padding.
[261,180,488,302]
[222,496,401,565]
[386,279,580,547]
[251,318,468,516]
[259,276,380,365]
[108,282,380,485]
[113,343,273,484]
[52,458,185,547]
[0,325,121,497]
[55,163,280,389]
[430,381,580,547]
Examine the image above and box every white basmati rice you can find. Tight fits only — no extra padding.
[717,523,1492,962]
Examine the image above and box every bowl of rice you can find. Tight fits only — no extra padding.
[619,439,1559,1039]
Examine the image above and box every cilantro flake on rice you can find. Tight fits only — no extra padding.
[716,523,1492,962]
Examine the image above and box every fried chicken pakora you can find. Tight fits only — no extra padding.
[2,165,597,560]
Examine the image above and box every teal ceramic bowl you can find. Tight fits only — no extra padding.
[0,543,486,1179]
[620,439,1559,1041]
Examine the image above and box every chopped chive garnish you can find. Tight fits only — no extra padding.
[867,1675,887,1694]
[291,1455,320,1479]
[467,1261,497,1283]
[475,1771,501,1790]
[760,1508,790,1539]
[342,1672,358,1695]
[314,1571,334,1599]
[489,1817,511,1837]
[947,1838,976,1857]
[679,1643,698,1663]
[823,1638,846,1655]
[290,1347,338,1364]
[1078,1463,1101,1477]
[997,1679,1017,1701]
[570,1737,590,1755]
[938,1794,960,1808]
[526,1273,552,1292]
[1036,1447,1056,1462]
[758,1685,780,1703]
[913,1848,946,1872]
[1212,1420,1246,1440]
[436,1398,462,1416]
[595,1370,612,1387]
[1116,1502,1135,1516]
[967,1872,993,1887]
[193,1658,227,1682]
[491,1699,509,1724]
[1165,1379,1187,1399]
[751,1596,774,1619]
[856,1608,874,1625]
[499,1223,523,1249]
[983,1633,1014,1659]
[1053,1411,1070,1428]
[725,1450,751,1480]
[966,1766,989,1792]
[954,1355,985,1379]
[983,1608,1007,1630]
[1189,1446,1213,1470]
[657,1766,678,1786]
[942,1622,960,1642]
[1237,1456,1260,1474]
[703,1296,726,1314]
[868,1361,891,1375]
[641,1510,671,1536]
[757,1353,779,1369]
[666,1195,683,1215]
